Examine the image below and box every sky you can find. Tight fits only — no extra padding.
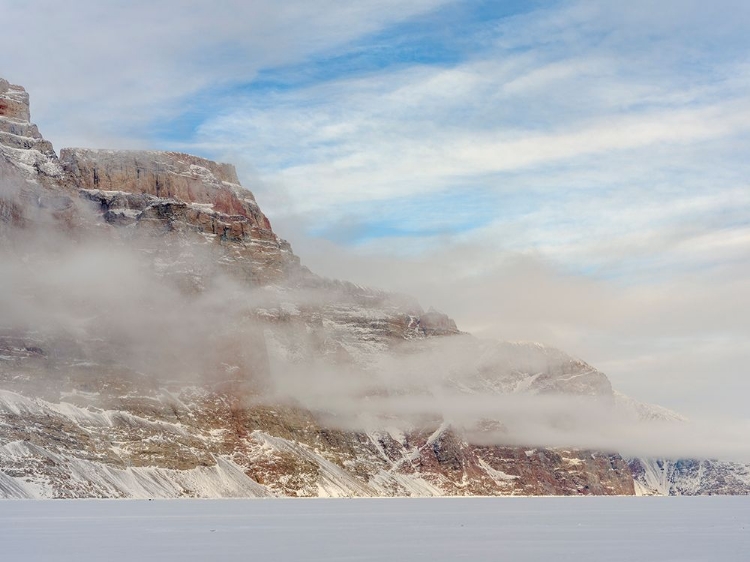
[2,0,749,420]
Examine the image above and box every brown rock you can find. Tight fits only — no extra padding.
[0,79,31,122]
[60,148,269,227]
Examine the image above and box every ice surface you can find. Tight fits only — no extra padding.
[1,497,747,562]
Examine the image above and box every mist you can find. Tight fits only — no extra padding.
[265,333,750,463]
[0,168,272,395]
[2,166,749,465]
[268,211,750,423]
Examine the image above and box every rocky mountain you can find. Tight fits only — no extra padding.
[1,77,747,498]
[630,458,750,496]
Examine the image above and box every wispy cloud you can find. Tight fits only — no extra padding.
[0,0,452,148]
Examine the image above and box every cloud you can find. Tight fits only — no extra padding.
[0,0,452,148]
[265,329,750,462]
[190,53,750,215]
[268,216,750,420]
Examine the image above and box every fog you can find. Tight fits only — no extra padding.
[0,169,272,394]
[267,335,750,463]
[270,213,750,423]
[1,169,749,464]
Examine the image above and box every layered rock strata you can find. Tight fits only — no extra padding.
[61,148,302,285]
[0,79,61,180]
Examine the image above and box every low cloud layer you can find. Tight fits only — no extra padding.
[262,331,750,462]
[2,168,749,463]
[272,219,750,422]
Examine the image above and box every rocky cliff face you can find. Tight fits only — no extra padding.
[61,148,302,285]
[0,79,61,181]
[0,79,30,122]
[630,458,750,496]
[0,77,745,498]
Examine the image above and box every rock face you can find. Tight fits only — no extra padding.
[61,148,302,285]
[0,77,744,498]
[630,458,750,496]
[62,149,268,224]
[1,80,71,239]
[0,79,59,171]
[0,385,634,498]
[0,78,31,122]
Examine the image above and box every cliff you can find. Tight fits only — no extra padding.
[0,79,61,180]
[61,148,301,285]
[1,77,744,498]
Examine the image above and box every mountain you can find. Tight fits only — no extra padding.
[1,77,747,498]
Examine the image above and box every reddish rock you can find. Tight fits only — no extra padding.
[67,150,304,285]
[0,79,31,122]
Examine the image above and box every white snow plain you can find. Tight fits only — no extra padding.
[1,497,748,561]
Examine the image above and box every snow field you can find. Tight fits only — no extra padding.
[1,496,748,562]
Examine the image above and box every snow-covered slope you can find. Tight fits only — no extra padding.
[0,380,634,498]
[631,458,750,496]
